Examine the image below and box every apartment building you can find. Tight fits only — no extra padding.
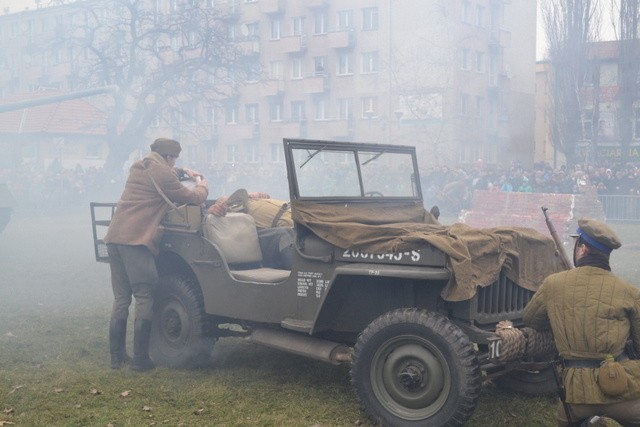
[0,0,536,173]
[535,41,640,167]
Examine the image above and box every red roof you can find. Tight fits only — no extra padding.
[0,90,107,135]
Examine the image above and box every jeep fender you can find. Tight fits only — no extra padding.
[310,263,450,337]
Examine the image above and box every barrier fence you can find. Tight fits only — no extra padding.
[599,195,640,222]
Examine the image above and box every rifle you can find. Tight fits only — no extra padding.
[541,207,573,270]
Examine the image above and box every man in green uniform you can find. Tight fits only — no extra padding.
[524,219,640,426]
[104,138,208,371]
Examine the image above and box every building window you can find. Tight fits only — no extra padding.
[225,104,238,124]
[361,51,379,74]
[270,100,283,121]
[475,51,484,73]
[184,102,197,125]
[270,143,284,162]
[460,94,469,116]
[476,96,483,118]
[207,105,216,129]
[246,103,259,124]
[314,98,327,120]
[245,60,260,83]
[582,110,593,140]
[270,60,283,79]
[187,145,198,165]
[361,97,378,118]
[476,5,485,27]
[337,54,353,75]
[291,16,305,36]
[226,144,239,163]
[462,1,471,24]
[338,98,352,120]
[245,22,259,39]
[291,100,306,122]
[291,58,304,79]
[314,12,327,35]
[246,143,259,163]
[227,24,236,41]
[314,56,326,75]
[461,49,470,70]
[583,67,595,86]
[270,18,281,40]
[362,7,379,30]
[337,10,353,30]
[206,145,216,164]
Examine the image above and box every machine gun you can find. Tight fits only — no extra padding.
[541,207,572,270]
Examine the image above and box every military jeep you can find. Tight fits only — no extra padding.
[91,138,562,426]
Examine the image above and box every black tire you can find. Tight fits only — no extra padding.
[494,364,557,396]
[351,308,481,427]
[150,275,215,369]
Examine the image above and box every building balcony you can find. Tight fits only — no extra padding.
[488,29,511,50]
[218,1,241,21]
[227,123,260,140]
[326,29,355,49]
[260,0,285,14]
[280,34,307,53]
[237,40,260,55]
[259,79,284,97]
[306,119,353,138]
[303,74,329,94]
[281,121,305,138]
[306,0,328,8]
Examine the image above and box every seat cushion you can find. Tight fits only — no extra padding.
[203,213,263,265]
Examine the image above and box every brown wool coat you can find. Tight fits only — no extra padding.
[104,152,208,255]
[524,266,640,404]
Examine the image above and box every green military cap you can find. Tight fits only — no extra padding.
[150,138,182,157]
[572,218,621,254]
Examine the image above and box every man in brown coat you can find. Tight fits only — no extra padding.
[104,138,208,371]
[524,219,640,426]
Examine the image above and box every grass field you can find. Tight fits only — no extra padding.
[1,209,638,426]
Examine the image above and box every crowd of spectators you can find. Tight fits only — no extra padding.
[421,161,640,214]
[3,158,640,211]
[0,159,290,210]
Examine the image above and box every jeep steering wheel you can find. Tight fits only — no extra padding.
[364,191,384,197]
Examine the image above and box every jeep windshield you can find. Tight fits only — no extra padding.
[284,139,422,201]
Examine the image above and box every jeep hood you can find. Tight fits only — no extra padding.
[291,200,564,302]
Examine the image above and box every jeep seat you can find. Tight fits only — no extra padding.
[203,212,289,283]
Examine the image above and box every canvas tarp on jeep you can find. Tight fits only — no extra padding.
[292,200,565,301]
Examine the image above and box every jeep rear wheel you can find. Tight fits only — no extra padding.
[150,275,215,369]
[351,309,481,427]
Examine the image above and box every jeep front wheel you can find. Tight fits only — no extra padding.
[351,309,481,427]
[150,275,215,369]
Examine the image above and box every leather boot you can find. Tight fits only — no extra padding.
[132,319,155,372]
[109,318,131,369]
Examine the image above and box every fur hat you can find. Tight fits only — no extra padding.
[150,138,181,157]
[572,218,621,254]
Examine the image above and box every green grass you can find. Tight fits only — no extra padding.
[0,309,560,427]
[0,211,639,426]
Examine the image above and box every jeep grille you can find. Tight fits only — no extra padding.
[475,273,534,323]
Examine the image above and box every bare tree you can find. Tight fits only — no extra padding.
[542,0,601,166]
[612,0,640,163]
[58,0,251,174]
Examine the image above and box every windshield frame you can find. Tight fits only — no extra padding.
[283,138,423,203]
